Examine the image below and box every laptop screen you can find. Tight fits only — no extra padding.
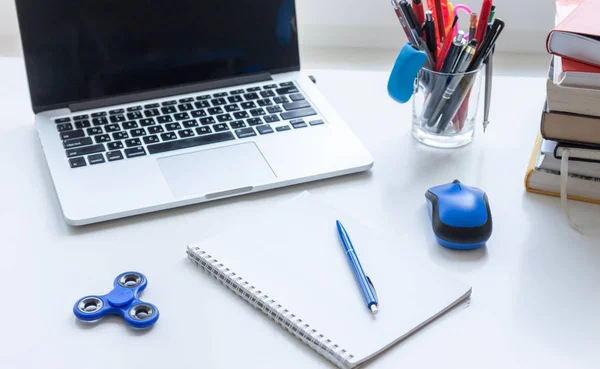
[15,0,300,112]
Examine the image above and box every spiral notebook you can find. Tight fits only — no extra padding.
[186,192,471,368]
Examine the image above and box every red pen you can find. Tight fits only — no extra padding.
[474,0,493,50]
[435,15,458,71]
[434,0,446,41]
[412,0,426,30]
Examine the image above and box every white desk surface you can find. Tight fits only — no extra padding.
[2,54,600,369]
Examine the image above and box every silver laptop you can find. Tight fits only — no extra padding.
[15,0,373,225]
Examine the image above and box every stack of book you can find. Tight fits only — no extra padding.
[525,0,600,204]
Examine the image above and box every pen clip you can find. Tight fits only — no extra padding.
[366,275,379,302]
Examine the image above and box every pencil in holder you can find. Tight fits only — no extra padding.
[412,67,483,149]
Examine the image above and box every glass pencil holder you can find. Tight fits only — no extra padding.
[412,67,483,149]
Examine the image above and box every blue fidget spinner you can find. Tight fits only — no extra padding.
[73,271,159,329]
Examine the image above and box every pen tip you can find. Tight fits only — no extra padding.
[370,305,379,315]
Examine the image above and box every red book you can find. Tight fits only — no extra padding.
[547,0,600,68]
[554,55,600,89]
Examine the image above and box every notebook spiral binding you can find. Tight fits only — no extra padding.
[187,247,355,368]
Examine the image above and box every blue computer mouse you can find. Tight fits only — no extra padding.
[425,180,492,250]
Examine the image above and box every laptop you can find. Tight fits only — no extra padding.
[14,0,373,226]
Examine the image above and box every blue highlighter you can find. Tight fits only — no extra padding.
[425,180,493,250]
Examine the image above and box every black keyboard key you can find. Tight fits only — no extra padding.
[178,129,195,138]
[200,117,216,125]
[63,137,93,149]
[113,131,129,140]
[109,109,124,115]
[196,94,211,100]
[140,118,156,127]
[283,100,311,111]
[66,144,105,158]
[162,100,177,106]
[264,115,280,123]
[228,95,243,103]
[290,119,305,125]
[281,108,317,121]
[174,112,190,121]
[91,112,107,118]
[276,86,299,95]
[108,142,124,150]
[88,153,105,165]
[160,132,178,141]
[235,127,257,138]
[179,97,194,103]
[196,126,212,135]
[224,104,240,112]
[211,98,227,106]
[241,101,256,109]
[292,121,308,129]
[178,103,194,112]
[279,82,294,87]
[144,109,160,117]
[213,92,227,97]
[234,111,249,119]
[260,90,276,98]
[267,106,283,114]
[161,106,177,115]
[125,138,142,147]
[276,125,291,132]
[144,103,160,109]
[95,134,111,143]
[250,108,266,117]
[246,87,261,92]
[257,99,273,107]
[263,84,277,89]
[127,106,142,112]
[310,119,325,126]
[148,126,165,134]
[243,93,259,101]
[230,121,246,129]
[217,114,233,122]
[55,117,71,124]
[147,132,235,154]
[183,119,199,128]
[122,121,138,130]
[194,101,210,109]
[273,96,289,104]
[213,123,229,132]
[125,147,147,158]
[208,107,224,115]
[127,111,143,120]
[87,127,103,135]
[131,128,147,137]
[57,123,73,132]
[157,115,173,124]
[110,114,126,123]
[166,123,182,131]
[92,117,108,126]
[69,157,86,168]
[247,118,263,126]
[257,125,274,135]
[75,120,92,129]
[107,150,124,161]
[290,93,305,101]
[60,130,85,140]
[73,114,89,121]
[191,110,207,118]
[105,124,121,132]
[143,135,160,144]
[230,89,244,95]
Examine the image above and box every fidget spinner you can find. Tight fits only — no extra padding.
[73,271,159,329]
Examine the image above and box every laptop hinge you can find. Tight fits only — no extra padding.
[69,72,273,112]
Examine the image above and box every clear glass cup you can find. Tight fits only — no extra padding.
[412,67,483,149]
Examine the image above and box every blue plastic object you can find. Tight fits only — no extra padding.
[425,180,493,250]
[73,272,159,329]
[387,43,427,104]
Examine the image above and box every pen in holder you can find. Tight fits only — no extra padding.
[412,67,483,148]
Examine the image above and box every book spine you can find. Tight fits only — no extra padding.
[187,247,355,369]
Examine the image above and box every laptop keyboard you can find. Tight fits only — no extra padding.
[53,82,326,168]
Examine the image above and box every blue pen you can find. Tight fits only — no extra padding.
[336,220,379,315]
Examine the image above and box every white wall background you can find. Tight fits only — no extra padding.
[0,0,554,54]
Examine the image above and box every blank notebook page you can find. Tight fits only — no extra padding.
[188,192,471,368]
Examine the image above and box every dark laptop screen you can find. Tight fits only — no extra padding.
[15,0,300,112]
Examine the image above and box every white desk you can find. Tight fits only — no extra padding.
[2,55,600,369]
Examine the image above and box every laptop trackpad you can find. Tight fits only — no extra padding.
[157,143,276,198]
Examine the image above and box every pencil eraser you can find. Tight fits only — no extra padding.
[387,43,427,104]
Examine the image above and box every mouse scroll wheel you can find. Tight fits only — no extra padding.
[452,180,461,184]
